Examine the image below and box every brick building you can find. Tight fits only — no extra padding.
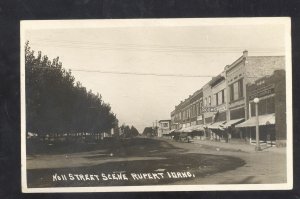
[225,50,285,122]
[169,50,286,145]
[236,70,286,146]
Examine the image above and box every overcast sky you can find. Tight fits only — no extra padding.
[24,19,287,133]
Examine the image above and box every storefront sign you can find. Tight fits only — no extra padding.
[249,87,275,100]
[202,106,218,113]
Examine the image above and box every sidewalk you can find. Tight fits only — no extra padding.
[190,139,286,154]
[162,137,288,184]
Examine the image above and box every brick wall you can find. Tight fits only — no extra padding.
[274,70,286,146]
[245,56,285,84]
[244,56,285,119]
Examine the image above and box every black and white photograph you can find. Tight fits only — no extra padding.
[20,18,293,192]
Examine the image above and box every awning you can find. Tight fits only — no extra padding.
[163,129,175,135]
[223,118,245,128]
[180,126,194,133]
[235,113,275,128]
[208,121,226,130]
[192,124,205,132]
[179,124,205,133]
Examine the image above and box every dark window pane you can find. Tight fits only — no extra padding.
[258,98,267,115]
[230,107,245,120]
[230,84,234,102]
[251,102,256,117]
[239,79,243,98]
[222,90,225,104]
[266,97,275,114]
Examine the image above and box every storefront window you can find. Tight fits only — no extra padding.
[266,97,275,113]
[250,96,275,116]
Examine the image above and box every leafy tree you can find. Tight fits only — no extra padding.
[25,41,118,140]
[130,126,139,137]
[143,127,154,137]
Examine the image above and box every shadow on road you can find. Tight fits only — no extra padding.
[220,176,261,184]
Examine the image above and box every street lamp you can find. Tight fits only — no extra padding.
[254,97,262,151]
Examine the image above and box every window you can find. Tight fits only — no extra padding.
[238,79,243,98]
[208,96,211,105]
[222,90,225,104]
[266,97,275,113]
[163,123,168,128]
[230,79,244,102]
[215,93,218,106]
[250,96,275,116]
[258,99,267,115]
[230,84,234,101]
[230,107,245,120]
[199,102,202,115]
[204,98,207,106]
[216,90,224,105]
[233,82,239,100]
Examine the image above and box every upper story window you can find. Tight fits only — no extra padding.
[230,79,243,102]
[208,96,211,106]
[162,123,169,128]
[194,104,196,116]
[199,101,202,115]
[216,89,225,105]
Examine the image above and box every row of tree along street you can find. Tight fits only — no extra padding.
[142,127,158,137]
[25,41,139,143]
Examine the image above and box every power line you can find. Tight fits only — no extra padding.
[28,66,279,79]
[29,38,284,54]
[71,69,214,78]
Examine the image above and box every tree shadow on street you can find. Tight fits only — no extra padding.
[219,176,261,184]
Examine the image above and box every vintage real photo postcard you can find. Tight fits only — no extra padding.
[21,18,293,192]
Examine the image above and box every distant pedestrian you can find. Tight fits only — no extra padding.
[228,132,231,143]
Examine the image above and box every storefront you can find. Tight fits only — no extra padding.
[235,70,286,147]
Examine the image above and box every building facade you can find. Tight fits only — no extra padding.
[225,50,285,122]
[236,70,286,146]
[169,50,286,145]
[158,120,171,137]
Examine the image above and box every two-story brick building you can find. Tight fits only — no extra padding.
[225,50,285,121]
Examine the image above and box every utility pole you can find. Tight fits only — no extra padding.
[254,97,262,151]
